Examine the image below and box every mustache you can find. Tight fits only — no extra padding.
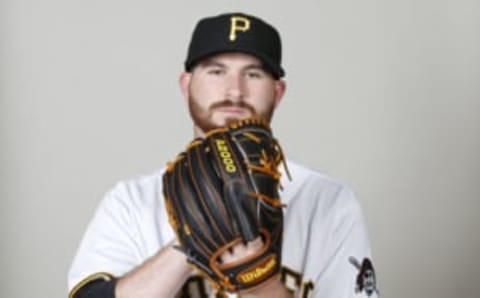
[209,100,255,113]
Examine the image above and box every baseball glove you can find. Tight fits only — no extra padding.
[162,117,289,292]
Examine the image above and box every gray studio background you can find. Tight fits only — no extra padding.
[1,1,479,297]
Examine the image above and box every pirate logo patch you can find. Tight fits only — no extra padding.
[349,256,378,297]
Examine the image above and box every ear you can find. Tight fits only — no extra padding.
[179,72,192,100]
[273,80,286,107]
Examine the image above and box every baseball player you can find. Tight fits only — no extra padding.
[68,12,378,298]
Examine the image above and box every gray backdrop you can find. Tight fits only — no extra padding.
[1,0,479,297]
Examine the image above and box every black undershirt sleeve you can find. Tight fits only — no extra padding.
[72,278,117,298]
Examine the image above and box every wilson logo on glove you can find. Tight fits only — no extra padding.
[237,255,277,284]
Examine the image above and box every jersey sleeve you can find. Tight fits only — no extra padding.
[306,185,379,298]
[67,182,144,293]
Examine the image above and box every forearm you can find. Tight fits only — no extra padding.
[116,243,192,298]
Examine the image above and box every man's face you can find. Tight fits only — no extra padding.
[180,52,286,136]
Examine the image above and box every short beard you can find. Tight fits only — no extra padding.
[188,97,275,133]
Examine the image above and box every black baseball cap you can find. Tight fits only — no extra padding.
[184,12,285,79]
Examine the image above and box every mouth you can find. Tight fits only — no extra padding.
[209,101,255,120]
[216,106,248,115]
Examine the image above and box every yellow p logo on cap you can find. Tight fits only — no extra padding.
[229,16,250,41]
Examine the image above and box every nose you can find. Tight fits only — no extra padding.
[226,73,244,102]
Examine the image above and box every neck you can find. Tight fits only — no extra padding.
[193,125,205,139]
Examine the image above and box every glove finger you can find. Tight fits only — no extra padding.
[223,179,259,242]
[207,131,260,242]
[185,141,236,243]
[168,155,214,253]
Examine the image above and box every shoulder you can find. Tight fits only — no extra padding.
[282,160,353,198]
[101,168,166,210]
[281,160,362,214]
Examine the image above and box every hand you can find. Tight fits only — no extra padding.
[220,237,263,264]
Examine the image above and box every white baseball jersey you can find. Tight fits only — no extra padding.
[68,160,378,297]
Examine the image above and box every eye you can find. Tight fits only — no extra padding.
[246,70,264,79]
[206,67,224,76]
